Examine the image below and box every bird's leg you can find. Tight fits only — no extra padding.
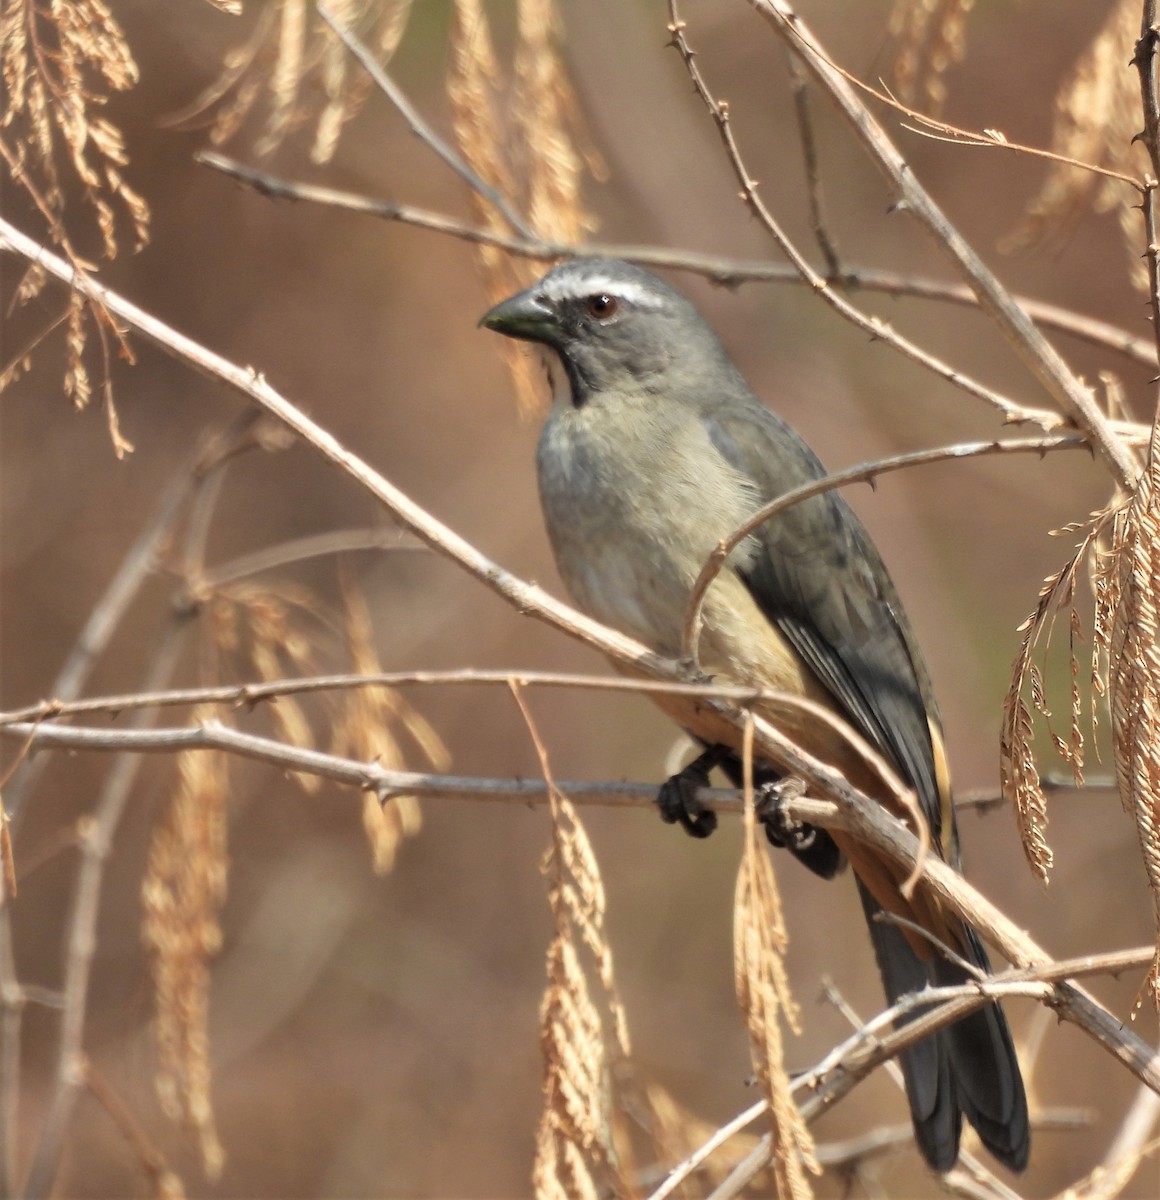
[754,775,807,846]
[755,775,844,879]
[655,744,727,838]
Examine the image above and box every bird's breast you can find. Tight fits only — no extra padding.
[534,395,844,760]
[536,399,760,657]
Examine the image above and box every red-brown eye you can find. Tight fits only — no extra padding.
[585,293,618,318]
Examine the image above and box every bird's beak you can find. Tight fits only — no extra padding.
[479,288,558,344]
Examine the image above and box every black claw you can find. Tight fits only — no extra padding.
[656,745,725,838]
[755,777,806,846]
[755,778,843,879]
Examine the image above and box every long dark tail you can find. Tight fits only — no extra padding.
[857,883,1030,1172]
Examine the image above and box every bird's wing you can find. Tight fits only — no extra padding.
[702,403,950,851]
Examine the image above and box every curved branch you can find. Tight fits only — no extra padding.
[195,151,1159,371]
[3,717,1157,1101]
[679,434,1100,663]
[742,0,1141,488]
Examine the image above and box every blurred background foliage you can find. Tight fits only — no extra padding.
[2,1,1158,1195]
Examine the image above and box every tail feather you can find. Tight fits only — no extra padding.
[857,884,1029,1172]
[934,931,1030,1172]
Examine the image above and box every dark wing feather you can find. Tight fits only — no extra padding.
[702,404,946,843]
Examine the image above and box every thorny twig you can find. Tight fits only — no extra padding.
[787,52,841,277]
[1134,1,1160,370]
[3,213,1157,1112]
[196,150,1160,373]
[665,4,1058,433]
[741,0,1140,488]
[678,434,1104,665]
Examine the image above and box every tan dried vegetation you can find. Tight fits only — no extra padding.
[141,572,447,1180]
[990,0,1160,1019]
[448,0,602,416]
[1,0,149,453]
[141,706,229,1180]
[733,721,819,1199]
[511,684,631,1200]
[1100,455,1160,1013]
[12,0,1160,1196]
[1004,0,1143,270]
[889,0,976,114]
[169,0,415,164]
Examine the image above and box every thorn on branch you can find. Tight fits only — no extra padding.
[1133,27,1160,71]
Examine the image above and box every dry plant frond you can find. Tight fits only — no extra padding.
[14,260,48,304]
[206,581,331,790]
[1103,447,1160,1012]
[172,0,414,163]
[733,720,817,1199]
[140,705,229,1180]
[331,576,448,874]
[1,0,149,256]
[0,1,145,452]
[619,1080,761,1197]
[510,687,630,1200]
[1054,1135,1160,1200]
[0,796,15,898]
[1001,515,1112,882]
[257,0,307,156]
[888,0,977,114]
[449,0,601,416]
[448,0,544,415]
[1005,0,1142,278]
[513,0,601,248]
[312,0,413,163]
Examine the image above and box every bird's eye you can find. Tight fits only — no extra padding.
[584,293,618,319]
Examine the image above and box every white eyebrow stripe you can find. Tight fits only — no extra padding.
[542,275,665,309]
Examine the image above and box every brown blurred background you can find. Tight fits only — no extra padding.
[2,1,1158,1196]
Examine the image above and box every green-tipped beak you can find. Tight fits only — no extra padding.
[479,288,558,343]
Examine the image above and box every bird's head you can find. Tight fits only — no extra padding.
[480,258,735,406]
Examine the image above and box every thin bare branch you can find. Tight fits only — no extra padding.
[0,670,833,728]
[680,434,1101,664]
[314,2,533,239]
[199,527,427,589]
[647,1100,767,1200]
[1,413,261,822]
[1134,2,1160,368]
[3,714,1158,1091]
[786,53,841,277]
[839,39,1142,195]
[195,151,1160,371]
[82,1059,183,1200]
[21,626,191,1200]
[743,0,1141,488]
[665,6,1058,433]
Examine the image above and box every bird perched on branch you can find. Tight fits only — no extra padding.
[481,258,1029,1173]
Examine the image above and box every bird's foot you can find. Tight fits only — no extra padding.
[656,746,726,838]
[755,776,807,846]
[756,777,843,878]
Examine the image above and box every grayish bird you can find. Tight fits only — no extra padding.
[481,258,1029,1173]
